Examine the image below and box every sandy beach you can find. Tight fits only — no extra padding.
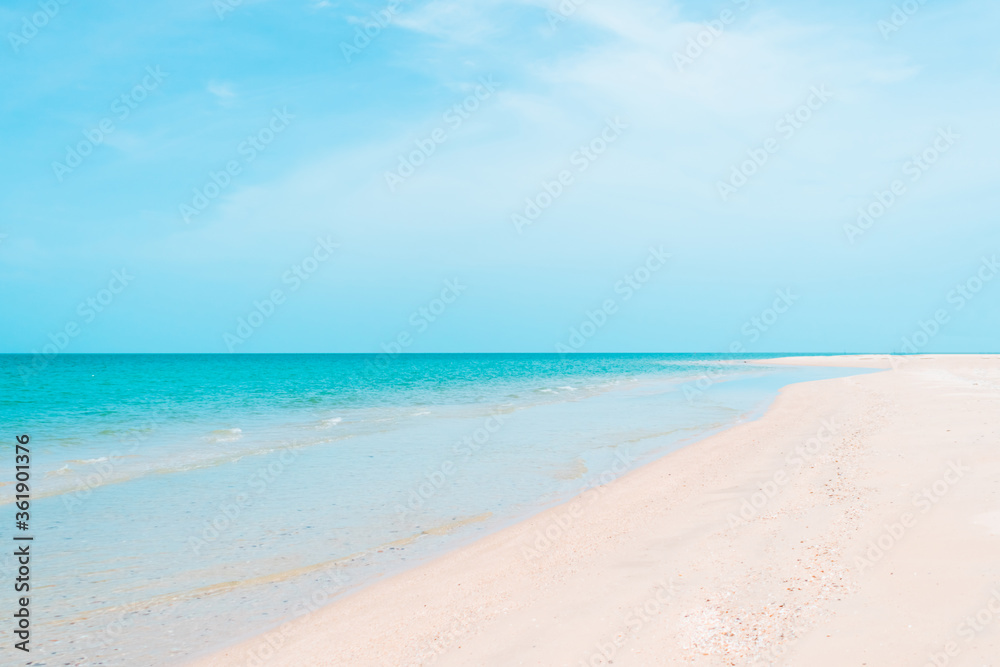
[192,355,1000,666]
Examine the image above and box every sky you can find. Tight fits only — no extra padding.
[1,0,998,354]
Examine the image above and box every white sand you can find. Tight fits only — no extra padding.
[193,355,1000,666]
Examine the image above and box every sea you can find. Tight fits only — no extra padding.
[0,353,869,665]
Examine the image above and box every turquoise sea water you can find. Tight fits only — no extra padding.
[0,354,867,665]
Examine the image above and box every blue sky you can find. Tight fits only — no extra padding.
[1,0,998,354]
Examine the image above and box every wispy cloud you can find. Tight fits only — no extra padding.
[207,81,237,102]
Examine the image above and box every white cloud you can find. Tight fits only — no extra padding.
[207,81,237,102]
[394,0,516,43]
[180,0,998,259]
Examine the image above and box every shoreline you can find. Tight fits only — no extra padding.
[192,354,1000,666]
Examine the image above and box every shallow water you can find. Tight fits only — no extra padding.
[0,353,870,665]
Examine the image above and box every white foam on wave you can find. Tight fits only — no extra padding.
[319,417,343,429]
[208,428,243,443]
[66,457,109,465]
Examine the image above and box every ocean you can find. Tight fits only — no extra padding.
[0,353,867,665]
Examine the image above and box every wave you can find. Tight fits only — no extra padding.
[207,428,243,443]
[0,434,360,507]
